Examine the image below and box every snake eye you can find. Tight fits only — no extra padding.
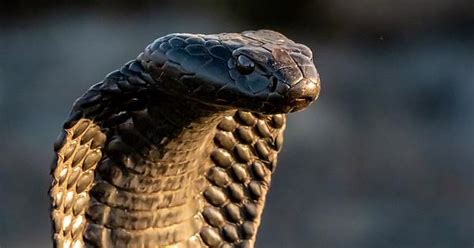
[236,55,255,74]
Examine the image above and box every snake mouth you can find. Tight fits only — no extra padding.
[262,77,320,114]
[288,96,316,112]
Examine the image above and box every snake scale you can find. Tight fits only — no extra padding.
[49,30,320,248]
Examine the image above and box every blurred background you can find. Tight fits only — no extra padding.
[0,0,473,247]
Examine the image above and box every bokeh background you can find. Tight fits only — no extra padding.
[1,0,473,247]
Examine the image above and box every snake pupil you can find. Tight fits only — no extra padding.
[236,55,255,74]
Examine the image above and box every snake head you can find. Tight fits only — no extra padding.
[142,30,320,114]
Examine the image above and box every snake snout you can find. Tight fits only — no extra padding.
[286,77,320,112]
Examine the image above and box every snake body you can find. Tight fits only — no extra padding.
[49,30,320,247]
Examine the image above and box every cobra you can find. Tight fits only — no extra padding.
[49,30,320,248]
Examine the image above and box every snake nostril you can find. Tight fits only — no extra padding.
[269,77,278,92]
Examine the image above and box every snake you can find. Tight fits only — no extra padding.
[49,30,320,248]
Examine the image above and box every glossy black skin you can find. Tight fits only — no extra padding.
[140,30,320,114]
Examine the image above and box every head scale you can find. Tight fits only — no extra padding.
[141,30,320,114]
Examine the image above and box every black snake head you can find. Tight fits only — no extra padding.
[142,30,320,114]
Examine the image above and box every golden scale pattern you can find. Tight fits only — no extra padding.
[50,120,106,248]
[50,110,285,248]
[199,111,286,248]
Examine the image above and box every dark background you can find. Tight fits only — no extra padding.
[0,1,473,247]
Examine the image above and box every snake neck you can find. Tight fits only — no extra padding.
[146,92,230,153]
[88,91,233,246]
